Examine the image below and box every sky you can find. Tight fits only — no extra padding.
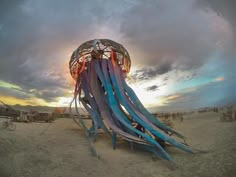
[0,0,235,110]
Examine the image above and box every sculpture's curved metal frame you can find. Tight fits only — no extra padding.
[69,39,131,80]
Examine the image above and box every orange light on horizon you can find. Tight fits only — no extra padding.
[215,76,225,82]
[0,95,35,106]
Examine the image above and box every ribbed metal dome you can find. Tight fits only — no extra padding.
[69,39,131,80]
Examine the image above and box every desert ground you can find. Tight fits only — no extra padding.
[0,111,235,177]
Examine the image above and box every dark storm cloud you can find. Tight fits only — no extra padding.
[37,89,68,102]
[177,72,198,82]
[0,83,67,102]
[196,0,236,37]
[195,0,236,82]
[120,0,232,72]
[163,77,169,82]
[0,87,31,100]
[145,82,167,92]
[1,0,236,107]
[131,62,172,81]
[146,85,159,91]
[0,0,26,18]
[0,0,122,103]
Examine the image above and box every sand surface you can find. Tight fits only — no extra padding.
[0,112,235,177]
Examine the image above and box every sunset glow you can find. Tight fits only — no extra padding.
[0,0,235,110]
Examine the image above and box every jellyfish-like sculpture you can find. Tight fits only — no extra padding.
[69,39,193,160]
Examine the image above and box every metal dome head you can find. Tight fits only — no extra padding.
[69,39,131,80]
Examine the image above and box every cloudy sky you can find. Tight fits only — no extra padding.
[0,0,235,110]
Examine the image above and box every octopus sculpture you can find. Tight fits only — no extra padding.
[69,39,193,160]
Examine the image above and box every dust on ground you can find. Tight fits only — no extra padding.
[0,112,235,177]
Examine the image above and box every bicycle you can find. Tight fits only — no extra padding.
[1,119,16,131]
